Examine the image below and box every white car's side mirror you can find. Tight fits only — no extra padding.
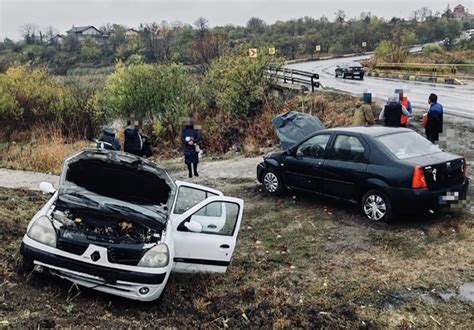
[184,220,203,233]
[39,182,56,195]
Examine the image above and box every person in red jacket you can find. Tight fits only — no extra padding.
[395,89,413,127]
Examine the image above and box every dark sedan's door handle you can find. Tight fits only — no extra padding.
[220,244,230,249]
[313,161,323,168]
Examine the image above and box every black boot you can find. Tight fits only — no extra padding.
[193,163,199,177]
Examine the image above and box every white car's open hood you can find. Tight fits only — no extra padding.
[59,149,176,206]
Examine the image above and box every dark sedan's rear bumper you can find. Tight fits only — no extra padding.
[386,178,469,213]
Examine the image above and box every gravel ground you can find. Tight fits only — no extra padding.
[0,157,261,191]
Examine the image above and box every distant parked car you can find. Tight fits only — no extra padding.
[335,62,365,80]
[257,126,469,222]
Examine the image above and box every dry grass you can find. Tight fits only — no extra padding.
[0,129,92,174]
[287,91,381,127]
[0,182,472,327]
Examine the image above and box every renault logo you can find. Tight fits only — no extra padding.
[432,168,437,182]
[90,251,101,262]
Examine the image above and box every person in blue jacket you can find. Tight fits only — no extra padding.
[425,93,443,143]
[181,117,201,178]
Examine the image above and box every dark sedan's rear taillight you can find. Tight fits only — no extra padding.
[412,165,427,189]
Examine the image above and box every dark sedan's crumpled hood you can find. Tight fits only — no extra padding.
[59,149,175,206]
[272,111,324,149]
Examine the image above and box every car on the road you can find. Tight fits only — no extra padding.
[335,62,365,80]
[20,149,244,301]
[257,126,469,221]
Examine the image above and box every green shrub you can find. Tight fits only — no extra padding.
[422,44,444,55]
[201,55,274,117]
[99,62,191,144]
[0,65,103,140]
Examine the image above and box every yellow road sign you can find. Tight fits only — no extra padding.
[315,45,321,52]
[268,47,276,55]
[249,48,258,58]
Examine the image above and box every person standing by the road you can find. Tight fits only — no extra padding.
[425,93,443,143]
[352,92,375,126]
[395,89,413,127]
[379,94,411,127]
[181,117,201,178]
[124,119,143,156]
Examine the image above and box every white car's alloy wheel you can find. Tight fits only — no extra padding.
[263,172,279,193]
[363,194,387,221]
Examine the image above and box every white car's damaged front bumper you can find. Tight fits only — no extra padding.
[21,235,170,301]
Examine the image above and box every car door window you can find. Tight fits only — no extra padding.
[330,135,365,162]
[179,201,240,236]
[296,134,330,158]
[173,186,218,214]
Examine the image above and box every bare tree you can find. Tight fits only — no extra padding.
[20,23,39,44]
[43,26,58,42]
[334,10,346,24]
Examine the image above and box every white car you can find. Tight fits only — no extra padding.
[20,149,244,301]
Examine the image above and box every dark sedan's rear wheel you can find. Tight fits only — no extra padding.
[262,168,283,196]
[335,72,338,78]
[362,190,392,222]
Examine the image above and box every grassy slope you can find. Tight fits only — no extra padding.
[0,183,472,327]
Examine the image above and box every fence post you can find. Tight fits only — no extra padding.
[311,76,314,92]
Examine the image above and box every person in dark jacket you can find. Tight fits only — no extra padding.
[97,127,121,151]
[181,118,201,178]
[425,93,443,143]
[124,121,143,156]
[379,94,412,127]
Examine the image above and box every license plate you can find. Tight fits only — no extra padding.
[439,191,460,204]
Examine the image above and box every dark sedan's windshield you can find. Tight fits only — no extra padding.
[376,132,441,160]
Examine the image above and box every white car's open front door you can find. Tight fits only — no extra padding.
[170,181,244,273]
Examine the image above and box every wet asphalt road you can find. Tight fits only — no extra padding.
[286,54,474,119]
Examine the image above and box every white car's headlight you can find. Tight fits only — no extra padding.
[27,215,57,247]
[138,244,169,268]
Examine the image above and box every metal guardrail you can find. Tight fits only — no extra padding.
[373,63,474,79]
[266,67,320,91]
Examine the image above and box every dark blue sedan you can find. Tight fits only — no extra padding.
[257,126,469,221]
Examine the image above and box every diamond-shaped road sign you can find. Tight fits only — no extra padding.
[249,48,258,58]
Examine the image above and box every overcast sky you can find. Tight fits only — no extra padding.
[0,0,467,40]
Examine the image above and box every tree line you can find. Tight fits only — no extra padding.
[0,6,469,74]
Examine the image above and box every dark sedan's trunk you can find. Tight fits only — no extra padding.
[406,152,466,189]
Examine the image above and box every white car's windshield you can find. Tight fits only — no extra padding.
[376,131,441,160]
